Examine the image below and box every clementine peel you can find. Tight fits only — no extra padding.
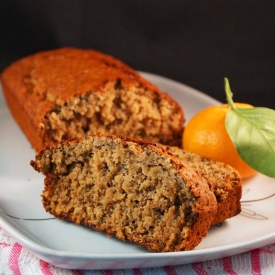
[183,103,257,179]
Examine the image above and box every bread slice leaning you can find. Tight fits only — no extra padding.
[31,134,217,252]
[161,145,242,225]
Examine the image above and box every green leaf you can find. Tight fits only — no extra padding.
[225,102,275,178]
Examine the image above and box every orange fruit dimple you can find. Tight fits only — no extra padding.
[183,103,257,179]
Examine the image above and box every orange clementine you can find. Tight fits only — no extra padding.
[183,103,257,179]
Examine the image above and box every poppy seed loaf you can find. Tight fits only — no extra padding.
[1,48,184,151]
[162,145,242,225]
[31,134,217,252]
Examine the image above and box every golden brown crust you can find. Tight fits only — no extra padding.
[1,48,184,151]
[31,134,217,252]
[161,145,242,225]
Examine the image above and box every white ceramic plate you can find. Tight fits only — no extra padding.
[0,72,275,270]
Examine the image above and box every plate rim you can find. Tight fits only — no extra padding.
[1,71,275,269]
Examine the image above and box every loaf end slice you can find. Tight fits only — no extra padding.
[31,134,217,252]
[1,48,184,151]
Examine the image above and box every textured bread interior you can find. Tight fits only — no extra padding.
[42,81,182,147]
[163,145,242,224]
[33,136,215,252]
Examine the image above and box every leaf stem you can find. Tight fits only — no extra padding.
[224,78,236,110]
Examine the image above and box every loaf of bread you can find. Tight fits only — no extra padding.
[161,145,242,225]
[31,134,217,252]
[1,48,184,151]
